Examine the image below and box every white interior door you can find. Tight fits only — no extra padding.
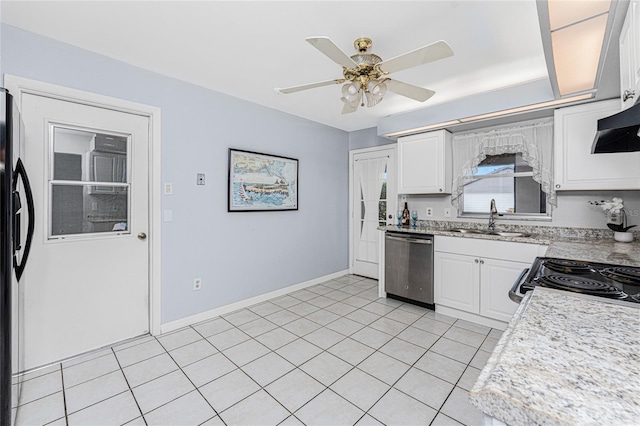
[351,146,396,279]
[19,93,150,370]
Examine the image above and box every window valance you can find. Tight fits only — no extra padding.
[450,118,556,208]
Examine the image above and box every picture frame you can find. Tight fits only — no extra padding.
[228,148,299,212]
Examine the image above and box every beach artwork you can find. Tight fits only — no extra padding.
[228,149,298,211]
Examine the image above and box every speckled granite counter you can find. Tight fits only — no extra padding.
[380,222,640,266]
[544,240,640,267]
[469,287,640,425]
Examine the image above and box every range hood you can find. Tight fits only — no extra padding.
[592,100,640,153]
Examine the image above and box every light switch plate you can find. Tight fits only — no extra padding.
[197,174,205,185]
[164,183,173,194]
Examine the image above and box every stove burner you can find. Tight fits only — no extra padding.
[542,259,595,274]
[534,275,627,298]
[600,267,640,285]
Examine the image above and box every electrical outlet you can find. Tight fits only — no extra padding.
[426,207,433,217]
[164,183,173,195]
[444,208,451,217]
[197,174,205,185]
[193,278,202,291]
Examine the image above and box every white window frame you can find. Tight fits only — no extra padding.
[458,154,552,221]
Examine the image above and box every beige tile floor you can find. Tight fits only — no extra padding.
[11,275,501,425]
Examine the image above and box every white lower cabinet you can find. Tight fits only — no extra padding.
[479,258,531,322]
[434,236,547,327]
[434,252,479,313]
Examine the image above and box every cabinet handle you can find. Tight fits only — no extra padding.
[555,184,560,189]
[623,89,636,102]
[480,259,485,264]
[474,259,479,263]
[439,188,443,192]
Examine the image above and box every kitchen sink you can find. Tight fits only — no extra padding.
[488,231,534,237]
[443,228,533,238]
[444,228,485,234]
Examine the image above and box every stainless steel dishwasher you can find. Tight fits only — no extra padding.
[384,231,434,308]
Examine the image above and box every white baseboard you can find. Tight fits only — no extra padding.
[160,269,350,334]
[435,305,508,331]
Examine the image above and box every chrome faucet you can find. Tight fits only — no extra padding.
[488,199,498,230]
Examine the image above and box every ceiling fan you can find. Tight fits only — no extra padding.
[275,36,454,114]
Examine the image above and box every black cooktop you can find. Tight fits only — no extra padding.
[519,257,640,304]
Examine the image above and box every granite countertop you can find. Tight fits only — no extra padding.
[380,222,640,267]
[469,287,640,425]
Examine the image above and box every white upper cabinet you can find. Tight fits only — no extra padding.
[397,130,452,194]
[620,0,640,110]
[554,99,640,191]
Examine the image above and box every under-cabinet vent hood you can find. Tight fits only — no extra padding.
[592,100,640,153]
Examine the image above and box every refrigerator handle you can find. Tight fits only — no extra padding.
[13,158,34,281]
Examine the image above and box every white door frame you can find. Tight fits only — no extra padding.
[348,143,396,277]
[4,75,162,336]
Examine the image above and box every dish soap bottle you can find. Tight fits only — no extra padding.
[401,202,411,228]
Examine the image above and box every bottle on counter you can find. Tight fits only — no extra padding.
[401,202,410,228]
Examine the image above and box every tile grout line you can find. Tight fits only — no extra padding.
[59,364,69,426]
[360,317,458,425]
[111,346,147,426]
[189,323,322,424]
[155,331,227,426]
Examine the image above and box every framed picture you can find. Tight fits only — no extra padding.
[228,149,299,212]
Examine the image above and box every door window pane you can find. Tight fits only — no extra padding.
[50,126,130,238]
[52,128,128,184]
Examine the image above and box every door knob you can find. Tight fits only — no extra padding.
[137,232,147,240]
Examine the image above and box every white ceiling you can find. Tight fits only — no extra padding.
[1,1,551,132]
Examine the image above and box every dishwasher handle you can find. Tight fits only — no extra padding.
[386,235,433,244]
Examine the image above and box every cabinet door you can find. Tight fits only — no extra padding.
[632,0,640,96]
[397,130,451,194]
[554,100,640,190]
[480,258,529,322]
[620,2,637,110]
[434,252,479,313]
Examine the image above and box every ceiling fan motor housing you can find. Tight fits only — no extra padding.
[343,41,385,91]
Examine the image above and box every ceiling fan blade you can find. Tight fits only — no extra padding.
[306,37,359,69]
[385,79,435,102]
[379,40,453,74]
[275,79,345,94]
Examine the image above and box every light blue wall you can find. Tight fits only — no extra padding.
[348,127,393,151]
[1,24,349,323]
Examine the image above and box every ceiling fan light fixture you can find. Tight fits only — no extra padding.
[341,81,362,108]
[365,80,387,107]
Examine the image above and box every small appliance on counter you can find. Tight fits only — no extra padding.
[510,257,640,304]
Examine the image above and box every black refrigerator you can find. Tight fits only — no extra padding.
[1,88,34,426]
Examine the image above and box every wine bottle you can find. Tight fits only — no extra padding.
[401,202,410,228]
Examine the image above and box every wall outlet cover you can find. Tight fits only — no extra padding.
[426,207,433,217]
[164,183,173,194]
[197,174,206,185]
[193,278,202,291]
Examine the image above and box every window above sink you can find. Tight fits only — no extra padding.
[459,152,549,219]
